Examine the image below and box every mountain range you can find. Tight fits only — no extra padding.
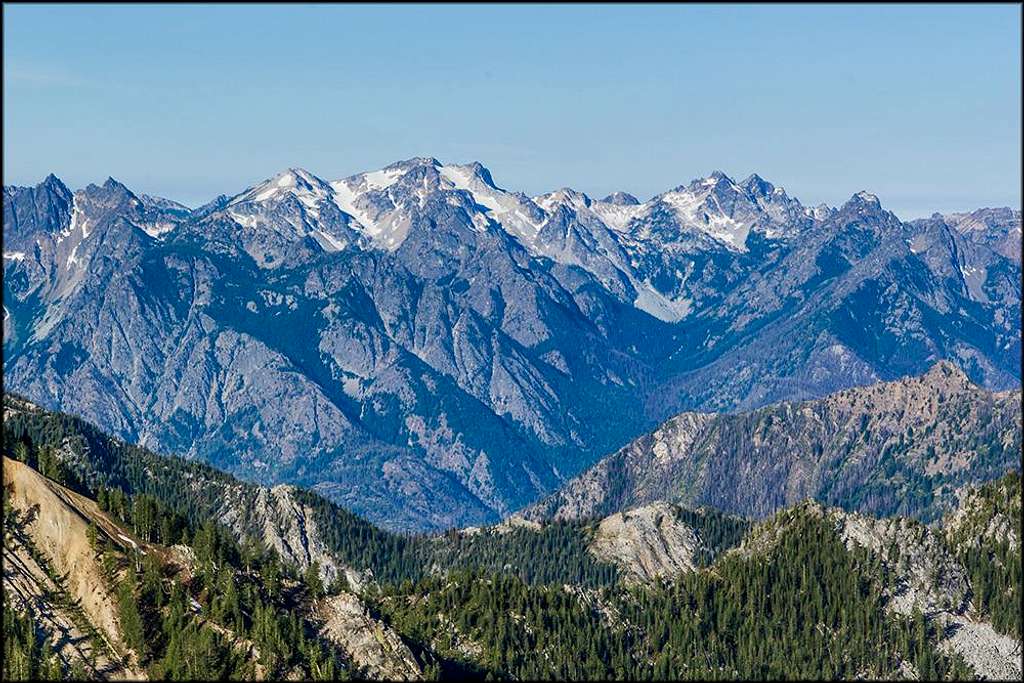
[3,159,1020,530]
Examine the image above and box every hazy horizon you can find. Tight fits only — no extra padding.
[4,4,1021,220]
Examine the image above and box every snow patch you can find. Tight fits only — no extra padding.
[140,222,177,239]
[591,201,643,232]
[659,188,752,251]
[238,169,332,213]
[228,210,259,229]
[312,230,346,252]
[362,168,404,191]
[440,163,544,243]
[329,179,378,235]
[634,284,692,322]
[56,198,80,245]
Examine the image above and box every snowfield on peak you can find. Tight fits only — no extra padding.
[438,162,547,244]
[205,159,827,266]
[222,159,819,259]
[232,168,334,208]
[658,187,753,251]
[589,199,645,232]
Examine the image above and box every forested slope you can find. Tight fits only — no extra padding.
[3,395,1020,680]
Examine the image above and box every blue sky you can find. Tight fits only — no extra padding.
[4,4,1020,218]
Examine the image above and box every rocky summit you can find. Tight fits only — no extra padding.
[524,362,1022,524]
[3,161,1021,530]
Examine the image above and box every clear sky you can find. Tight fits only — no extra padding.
[4,4,1021,219]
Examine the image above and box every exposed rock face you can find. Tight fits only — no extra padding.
[587,502,703,584]
[832,511,970,616]
[523,412,715,522]
[938,620,1021,681]
[4,394,373,594]
[525,363,1021,524]
[2,456,147,678]
[3,457,125,650]
[4,164,1020,530]
[939,472,1022,678]
[314,592,422,681]
[219,483,369,591]
[472,514,543,536]
[845,509,1023,683]
[3,538,120,678]
[944,473,1021,553]
[917,207,1022,265]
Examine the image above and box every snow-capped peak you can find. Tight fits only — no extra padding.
[323,158,538,251]
[328,162,420,248]
[436,161,545,243]
[839,191,890,217]
[600,192,640,206]
[646,174,754,251]
[218,168,357,264]
[533,188,592,213]
[208,161,826,260]
[695,170,744,194]
[233,168,333,207]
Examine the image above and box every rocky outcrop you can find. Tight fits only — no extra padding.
[587,502,703,584]
[938,472,1022,678]
[219,484,370,592]
[938,620,1021,680]
[832,511,970,616]
[526,413,715,522]
[920,207,1022,265]
[944,472,1021,553]
[314,592,422,681]
[3,395,400,604]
